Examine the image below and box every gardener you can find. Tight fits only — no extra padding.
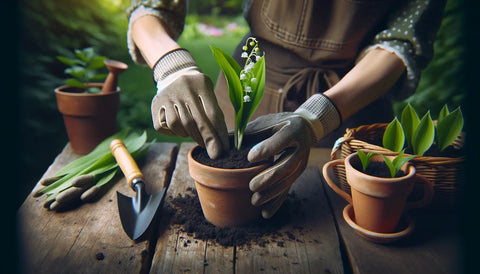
[126,0,446,219]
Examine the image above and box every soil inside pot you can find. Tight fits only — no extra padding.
[192,137,269,169]
[351,160,406,178]
[165,187,303,247]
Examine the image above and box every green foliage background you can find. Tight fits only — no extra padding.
[17,0,465,206]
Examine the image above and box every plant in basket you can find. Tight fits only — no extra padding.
[332,103,465,210]
[55,47,128,155]
[188,37,269,227]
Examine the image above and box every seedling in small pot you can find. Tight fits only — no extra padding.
[357,149,377,172]
[357,149,415,178]
[381,150,416,178]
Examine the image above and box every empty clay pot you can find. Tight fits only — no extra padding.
[188,145,270,227]
[55,83,120,154]
[323,152,433,233]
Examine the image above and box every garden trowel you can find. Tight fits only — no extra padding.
[110,139,165,240]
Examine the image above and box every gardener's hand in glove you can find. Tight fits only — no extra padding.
[151,49,230,159]
[246,93,341,219]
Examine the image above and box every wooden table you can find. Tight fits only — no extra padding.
[18,142,464,273]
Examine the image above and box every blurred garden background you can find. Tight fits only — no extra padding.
[17,0,466,206]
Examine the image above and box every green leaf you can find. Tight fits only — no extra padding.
[383,117,405,152]
[381,155,396,178]
[412,112,435,156]
[65,66,86,79]
[383,151,416,178]
[86,87,102,94]
[438,104,450,122]
[57,56,82,66]
[211,46,242,112]
[88,56,108,70]
[95,169,119,188]
[400,103,419,148]
[40,129,149,196]
[436,107,463,151]
[90,73,108,81]
[248,56,266,120]
[357,149,377,171]
[64,78,85,88]
[75,47,95,62]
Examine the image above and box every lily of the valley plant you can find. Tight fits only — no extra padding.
[211,37,266,150]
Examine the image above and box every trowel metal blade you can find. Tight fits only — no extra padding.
[117,187,166,240]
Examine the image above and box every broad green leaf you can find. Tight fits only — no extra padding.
[436,107,463,151]
[95,169,119,188]
[86,87,102,94]
[382,155,396,178]
[248,56,266,120]
[383,117,405,152]
[90,73,108,81]
[75,47,95,62]
[211,46,242,112]
[400,103,419,148]
[57,56,82,66]
[384,151,416,178]
[88,56,108,70]
[438,104,450,122]
[52,129,130,178]
[357,149,377,171]
[412,112,435,156]
[65,66,86,79]
[64,78,85,88]
[41,129,149,196]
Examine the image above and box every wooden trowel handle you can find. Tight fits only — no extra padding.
[110,139,145,189]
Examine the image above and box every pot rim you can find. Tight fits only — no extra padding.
[188,145,270,173]
[346,152,416,182]
[55,84,120,97]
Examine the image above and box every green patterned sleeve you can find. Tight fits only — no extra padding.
[361,0,447,99]
[126,0,187,65]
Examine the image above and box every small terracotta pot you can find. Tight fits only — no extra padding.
[323,152,434,233]
[188,145,270,227]
[55,83,120,154]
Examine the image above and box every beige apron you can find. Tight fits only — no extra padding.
[215,0,399,147]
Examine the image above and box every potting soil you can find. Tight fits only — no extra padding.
[167,187,303,247]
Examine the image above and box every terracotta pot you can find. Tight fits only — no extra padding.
[55,83,120,154]
[188,145,270,227]
[323,152,433,233]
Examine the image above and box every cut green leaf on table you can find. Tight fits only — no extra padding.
[35,128,154,210]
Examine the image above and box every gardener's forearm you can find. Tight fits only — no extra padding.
[131,15,181,68]
[324,48,406,121]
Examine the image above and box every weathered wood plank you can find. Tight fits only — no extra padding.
[150,143,227,273]
[322,168,464,274]
[18,143,178,274]
[235,164,344,274]
[151,145,343,273]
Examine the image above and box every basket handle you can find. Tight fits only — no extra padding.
[322,159,352,204]
[330,136,353,160]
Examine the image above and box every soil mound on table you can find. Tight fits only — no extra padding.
[167,188,303,247]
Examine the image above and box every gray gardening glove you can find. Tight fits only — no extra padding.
[151,49,229,159]
[246,93,341,219]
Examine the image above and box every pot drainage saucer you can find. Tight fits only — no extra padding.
[342,204,415,244]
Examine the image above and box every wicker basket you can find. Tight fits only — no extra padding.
[330,123,465,211]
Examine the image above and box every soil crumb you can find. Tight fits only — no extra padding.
[167,188,303,247]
